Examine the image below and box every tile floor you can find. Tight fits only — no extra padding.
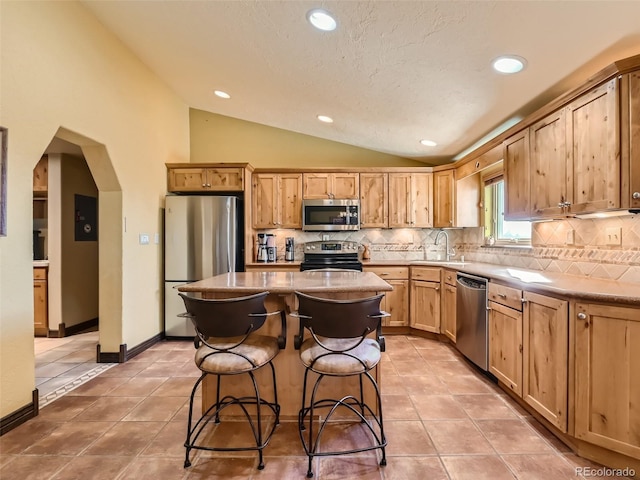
[0,334,630,479]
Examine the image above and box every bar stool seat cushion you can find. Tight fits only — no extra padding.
[195,335,280,374]
[299,337,381,375]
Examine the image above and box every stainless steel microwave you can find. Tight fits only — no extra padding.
[302,199,360,231]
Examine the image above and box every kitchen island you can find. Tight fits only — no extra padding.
[178,270,393,417]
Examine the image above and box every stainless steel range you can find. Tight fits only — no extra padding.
[299,241,363,271]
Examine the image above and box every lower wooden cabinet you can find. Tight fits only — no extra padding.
[522,292,568,432]
[441,269,457,342]
[34,267,48,337]
[574,302,640,459]
[488,295,523,395]
[364,266,408,327]
[410,267,441,333]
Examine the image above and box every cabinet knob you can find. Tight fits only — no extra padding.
[557,202,564,208]
[498,293,507,299]
[633,192,640,200]
[475,162,480,168]
[577,312,587,320]
[202,184,207,187]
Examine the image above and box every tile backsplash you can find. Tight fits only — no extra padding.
[258,214,640,283]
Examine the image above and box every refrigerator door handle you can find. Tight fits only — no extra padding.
[227,200,233,273]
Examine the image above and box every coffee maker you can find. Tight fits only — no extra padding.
[285,237,295,261]
[256,233,268,262]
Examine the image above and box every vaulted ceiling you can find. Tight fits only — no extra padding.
[83,1,640,165]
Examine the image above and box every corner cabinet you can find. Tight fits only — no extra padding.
[167,164,245,192]
[389,173,433,228]
[574,302,640,459]
[302,172,359,199]
[359,173,388,228]
[252,173,302,229]
[409,267,440,332]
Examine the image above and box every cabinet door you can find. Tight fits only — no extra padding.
[522,292,568,432]
[411,173,433,228]
[384,279,409,327]
[278,173,303,228]
[441,283,457,342]
[629,72,640,209]
[503,129,530,220]
[167,167,208,192]
[388,174,412,227]
[303,173,331,199]
[410,280,440,333]
[566,78,620,214]
[332,173,359,199]
[574,303,640,459]
[530,109,568,218]
[252,174,278,228]
[33,268,48,337]
[206,168,244,191]
[433,170,455,228]
[360,173,388,228]
[489,301,523,395]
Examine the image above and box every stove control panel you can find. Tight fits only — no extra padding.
[303,241,360,254]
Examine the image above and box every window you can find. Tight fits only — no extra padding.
[484,176,531,244]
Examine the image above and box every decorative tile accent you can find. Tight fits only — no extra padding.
[39,363,117,408]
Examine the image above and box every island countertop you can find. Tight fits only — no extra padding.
[178,270,393,294]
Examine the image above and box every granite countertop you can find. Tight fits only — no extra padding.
[33,260,49,267]
[363,259,640,306]
[178,270,393,294]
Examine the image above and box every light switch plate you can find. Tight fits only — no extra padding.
[605,227,622,246]
[566,230,574,245]
[139,233,150,245]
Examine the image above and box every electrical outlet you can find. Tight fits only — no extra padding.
[566,230,574,245]
[322,234,329,241]
[605,227,622,246]
[139,233,150,245]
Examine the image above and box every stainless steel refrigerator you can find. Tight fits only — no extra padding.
[164,195,244,338]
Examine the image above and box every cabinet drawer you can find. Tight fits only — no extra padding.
[34,267,47,280]
[365,266,409,280]
[488,282,523,311]
[442,269,457,286]
[411,266,441,282]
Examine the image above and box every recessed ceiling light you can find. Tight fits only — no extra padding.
[307,9,337,31]
[492,56,527,74]
[214,90,231,99]
[317,115,334,123]
[420,139,437,147]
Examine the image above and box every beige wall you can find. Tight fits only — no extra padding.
[0,2,189,417]
[190,108,425,168]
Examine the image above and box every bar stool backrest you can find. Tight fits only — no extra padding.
[179,292,269,338]
[295,292,384,339]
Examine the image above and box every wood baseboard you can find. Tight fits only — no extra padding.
[0,390,38,436]
[96,332,163,363]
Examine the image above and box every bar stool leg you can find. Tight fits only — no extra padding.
[184,373,206,468]
[214,375,222,424]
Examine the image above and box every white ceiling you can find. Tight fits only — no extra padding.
[82,1,640,165]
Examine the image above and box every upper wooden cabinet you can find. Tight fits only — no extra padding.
[503,129,531,220]
[302,172,359,199]
[566,78,620,214]
[433,170,455,228]
[505,77,621,220]
[530,109,569,218]
[359,173,388,228]
[167,164,245,192]
[626,71,640,209]
[33,156,48,195]
[252,173,302,229]
[388,173,433,228]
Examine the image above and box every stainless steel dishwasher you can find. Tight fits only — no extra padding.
[456,272,489,371]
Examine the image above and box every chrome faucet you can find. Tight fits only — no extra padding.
[435,230,455,262]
